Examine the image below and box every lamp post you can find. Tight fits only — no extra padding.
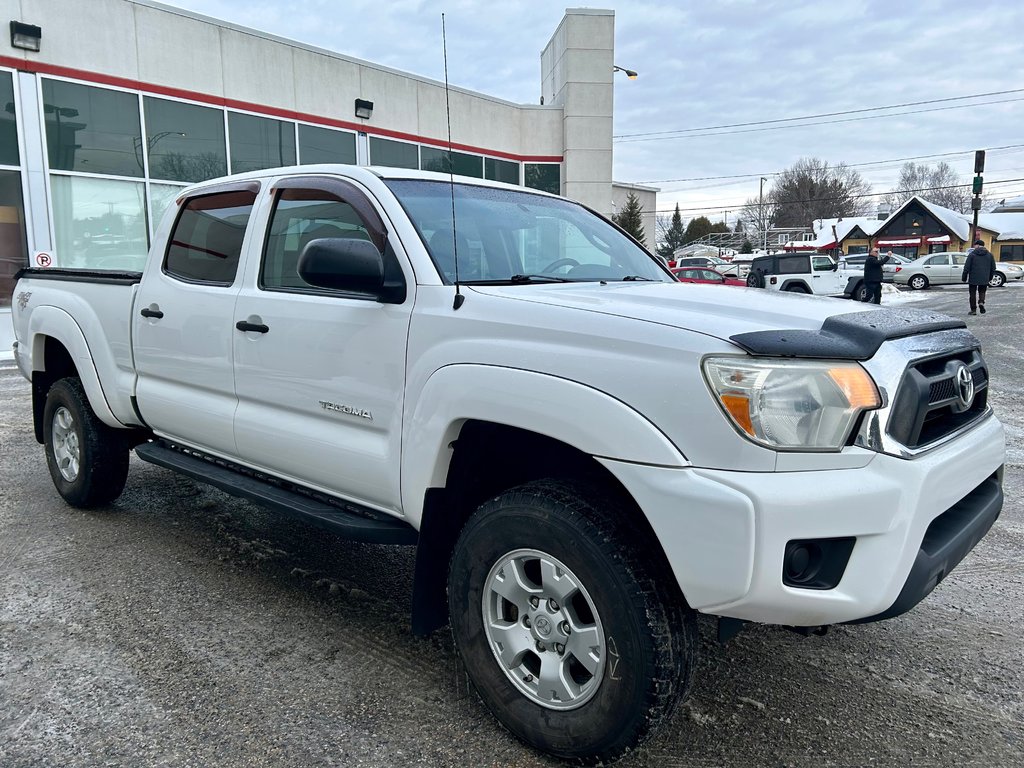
[612,65,638,79]
[134,131,186,172]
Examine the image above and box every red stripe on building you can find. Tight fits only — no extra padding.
[0,55,563,163]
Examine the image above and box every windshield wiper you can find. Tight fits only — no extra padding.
[621,275,656,281]
[509,274,574,283]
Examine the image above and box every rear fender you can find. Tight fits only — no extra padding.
[28,305,123,431]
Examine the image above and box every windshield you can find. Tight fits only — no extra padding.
[385,180,671,283]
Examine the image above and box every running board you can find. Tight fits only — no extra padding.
[135,441,417,545]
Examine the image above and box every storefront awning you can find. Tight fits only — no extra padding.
[926,235,951,243]
[876,237,922,246]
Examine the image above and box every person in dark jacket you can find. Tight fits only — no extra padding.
[962,238,997,315]
[861,247,891,303]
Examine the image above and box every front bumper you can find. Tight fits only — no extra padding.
[599,413,1005,626]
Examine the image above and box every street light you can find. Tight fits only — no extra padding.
[133,131,186,171]
[612,65,638,80]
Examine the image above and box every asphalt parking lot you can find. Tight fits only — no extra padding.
[1,282,1022,768]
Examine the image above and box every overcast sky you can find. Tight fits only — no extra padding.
[159,0,1024,224]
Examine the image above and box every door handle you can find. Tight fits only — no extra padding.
[235,320,270,334]
[140,307,164,319]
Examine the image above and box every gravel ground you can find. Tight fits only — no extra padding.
[1,283,1022,767]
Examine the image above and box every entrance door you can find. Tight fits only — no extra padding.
[232,176,412,512]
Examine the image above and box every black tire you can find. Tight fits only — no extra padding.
[43,377,129,508]
[908,274,929,290]
[746,270,764,288]
[783,283,809,294]
[853,282,868,302]
[448,479,697,763]
[989,272,1005,288]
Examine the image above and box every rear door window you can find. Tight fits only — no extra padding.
[164,189,257,284]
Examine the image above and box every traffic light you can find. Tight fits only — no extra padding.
[974,150,986,174]
[972,176,984,195]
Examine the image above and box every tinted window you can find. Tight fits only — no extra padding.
[261,189,371,291]
[298,124,356,165]
[370,137,418,169]
[1000,244,1024,262]
[421,147,483,178]
[144,96,227,182]
[165,189,256,284]
[485,157,519,184]
[0,72,17,166]
[42,79,142,177]
[228,112,295,173]
[524,164,560,195]
[777,255,809,274]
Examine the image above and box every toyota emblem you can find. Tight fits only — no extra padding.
[954,364,975,410]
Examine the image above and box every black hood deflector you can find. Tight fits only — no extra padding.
[729,308,967,361]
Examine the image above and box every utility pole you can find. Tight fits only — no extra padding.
[970,149,985,245]
[759,177,768,252]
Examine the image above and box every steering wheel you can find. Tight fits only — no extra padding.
[541,258,580,273]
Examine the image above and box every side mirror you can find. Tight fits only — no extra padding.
[298,238,400,302]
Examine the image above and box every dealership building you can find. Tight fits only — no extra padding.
[0,0,655,354]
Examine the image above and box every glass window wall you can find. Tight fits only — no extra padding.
[298,124,356,165]
[144,96,227,183]
[0,170,27,307]
[42,79,143,177]
[228,112,296,174]
[1,72,18,166]
[51,175,148,271]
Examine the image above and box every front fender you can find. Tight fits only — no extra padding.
[28,305,123,430]
[401,364,688,526]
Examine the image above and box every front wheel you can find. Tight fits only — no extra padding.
[989,272,1006,288]
[448,480,697,762]
[908,274,929,290]
[43,377,129,507]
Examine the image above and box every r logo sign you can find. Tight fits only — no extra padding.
[34,252,52,267]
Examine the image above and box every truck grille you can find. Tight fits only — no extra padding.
[887,349,989,449]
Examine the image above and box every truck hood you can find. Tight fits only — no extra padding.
[469,281,872,342]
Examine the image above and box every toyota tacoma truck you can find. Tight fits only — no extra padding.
[11,166,1005,763]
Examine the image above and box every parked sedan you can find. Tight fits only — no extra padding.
[894,252,969,290]
[671,267,747,286]
[894,252,1024,289]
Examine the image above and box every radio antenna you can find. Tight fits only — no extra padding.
[442,14,465,310]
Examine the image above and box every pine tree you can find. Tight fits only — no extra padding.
[613,192,646,246]
[740,239,753,254]
[657,203,686,258]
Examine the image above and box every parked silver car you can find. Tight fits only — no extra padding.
[895,251,1024,289]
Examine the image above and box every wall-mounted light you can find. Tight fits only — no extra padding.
[354,98,373,120]
[612,65,638,80]
[10,21,41,52]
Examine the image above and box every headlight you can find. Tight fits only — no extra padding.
[702,356,881,451]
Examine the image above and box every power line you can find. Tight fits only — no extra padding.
[614,97,1024,143]
[613,88,1024,140]
[640,177,1024,216]
[633,144,1024,185]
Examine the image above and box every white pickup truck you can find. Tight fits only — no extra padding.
[11,166,1005,763]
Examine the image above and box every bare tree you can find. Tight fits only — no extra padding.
[882,161,971,213]
[769,158,871,228]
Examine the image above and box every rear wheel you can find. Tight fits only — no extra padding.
[908,274,929,290]
[989,272,1006,288]
[784,284,809,294]
[853,282,868,301]
[43,377,129,507]
[448,480,697,763]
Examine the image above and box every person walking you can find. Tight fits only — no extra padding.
[962,238,997,315]
[861,247,890,304]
